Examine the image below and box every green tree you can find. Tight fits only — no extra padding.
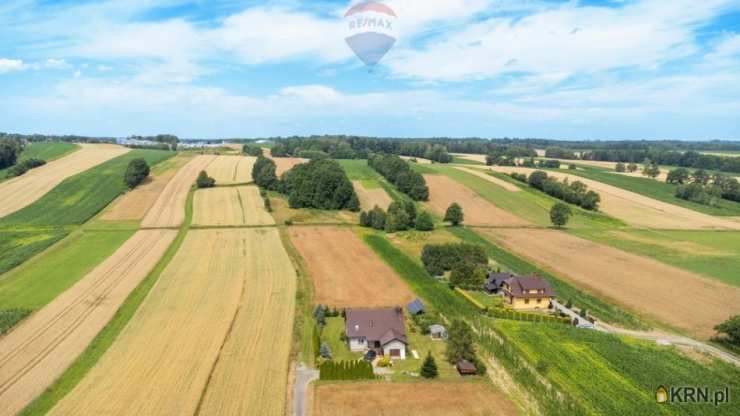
[714,315,740,346]
[420,351,439,379]
[369,206,387,230]
[550,203,572,228]
[627,163,638,173]
[415,211,434,231]
[123,158,150,189]
[450,262,486,290]
[666,168,690,184]
[642,162,661,178]
[692,169,711,185]
[444,203,464,226]
[243,144,263,156]
[445,320,476,364]
[528,170,549,190]
[252,156,279,190]
[615,162,626,173]
[196,170,216,188]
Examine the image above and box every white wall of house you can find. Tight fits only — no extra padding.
[382,341,406,359]
[348,337,367,352]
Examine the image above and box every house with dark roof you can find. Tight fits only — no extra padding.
[500,275,555,310]
[345,307,408,359]
[484,272,517,294]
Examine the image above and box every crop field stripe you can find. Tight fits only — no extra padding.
[18,188,195,416]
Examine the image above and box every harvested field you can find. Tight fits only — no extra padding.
[313,382,518,416]
[0,144,129,219]
[141,155,216,228]
[451,153,487,164]
[489,166,740,230]
[101,155,191,221]
[400,155,432,164]
[289,226,415,308]
[455,167,521,192]
[546,158,671,180]
[263,148,306,176]
[0,230,176,416]
[206,155,256,185]
[49,229,295,416]
[192,186,275,227]
[479,228,740,339]
[424,174,531,227]
[352,180,392,211]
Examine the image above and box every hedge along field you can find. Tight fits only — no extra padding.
[0,150,173,276]
[483,321,740,416]
[449,227,646,329]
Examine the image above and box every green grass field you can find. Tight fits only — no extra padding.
[321,317,362,361]
[564,166,740,216]
[0,230,135,310]
[0,230,68,276]
[20,142,80,162]
[451,156,485,165]
[482,321,740,416]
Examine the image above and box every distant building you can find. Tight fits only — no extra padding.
[429,324,447,340]
[345,307,407,359]
[500,275,555,310]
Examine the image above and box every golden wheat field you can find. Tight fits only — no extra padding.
[141,155,216,228]
[0,230,176,416]
[0,144,129,218]
[49,228,296,416]
[205,155,256,185]
[192,186,275,227]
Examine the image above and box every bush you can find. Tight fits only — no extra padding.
[421,243,487,276]
[4,158,48,178]
[196,170,216,188]
[714,315,740,346]
[243,144,263,156]
[252,156,279,190]
[676,182,722,206]
[123,158,150,189]
[319,342,332,359]
[450,262,486,290]
[444,203,464,226]
[377,356,392,367]
[319,360,375,381]
[0,308,31,335]
[415,211,434,231]
[420,351,439,378]
[550,203,572,228]
[510,172,527,183]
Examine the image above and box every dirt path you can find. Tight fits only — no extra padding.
[487,166,740,230]
[0,230,176,416]
[352,180,392,211]
[0,144,129,219]
[192,186,274,227]
[479,228,740,339]
[424,174,531,227]
[289,226,415,308]
[141,155,216,228]
[206,155,256,185]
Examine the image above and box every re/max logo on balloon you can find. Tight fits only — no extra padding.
[344,1,397,67]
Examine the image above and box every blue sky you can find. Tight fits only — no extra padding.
[0,0,739,140]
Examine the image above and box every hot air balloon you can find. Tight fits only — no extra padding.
[344,1,397,66]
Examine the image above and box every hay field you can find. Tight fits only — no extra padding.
[289,226,415,308]
[352,180,392,211]
[0,230,175,416]
[263,148,306,176]
[0,143,129,219]
[480,228,740,339]
[49,229,295,416]
[206,155,256,185]
[488,166,740,230]
[455,167,521,192]
[141,155,215,228]
[313,382,518,416]
[451,153,487,164]
[424,174,531,227]
[101,155,191,221]
[192,186,275,227]
[546,158,670,180]
[197,228,296,416]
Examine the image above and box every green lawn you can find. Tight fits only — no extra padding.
[321,317,362,362]
[467,290,504,309]
[391,326,458,381]
[571,228,740,287]
[482,321,740,416]
[0,230,135,310]
[337,159,379,181]
[563,166,740,216]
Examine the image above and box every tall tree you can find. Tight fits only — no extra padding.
[420,351,439,379]
[444,203,464,226]
[445,320,476,364]
[550,203,572,228]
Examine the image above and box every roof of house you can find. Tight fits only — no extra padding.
[502,275,555,298]
[407,298,425,315]
[345,307,407,346]
[429,324,446,333]
[485,272,515,290]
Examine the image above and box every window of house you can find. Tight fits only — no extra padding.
[525,298,530,304]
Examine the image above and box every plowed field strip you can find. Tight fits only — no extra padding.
[0,230,176,416]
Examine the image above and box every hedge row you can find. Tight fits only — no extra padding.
[319,360,376,381]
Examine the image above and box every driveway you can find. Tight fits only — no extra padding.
[293,362,319,416]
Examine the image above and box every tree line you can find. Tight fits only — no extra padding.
[368,154,429,201]
[511,171,601,210]
[359,200,434,233]
[575,149,740,174]
[666,168,740,206]
[0,138,25,170]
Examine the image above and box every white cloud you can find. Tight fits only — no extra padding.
[0,58,25,73]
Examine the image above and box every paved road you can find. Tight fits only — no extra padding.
[293,362,319,416]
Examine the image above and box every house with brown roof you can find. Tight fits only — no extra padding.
[345,307,408,359]
[500,275,555,310]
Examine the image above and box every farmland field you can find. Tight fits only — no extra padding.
[141,155,215,228]
[352,180,392,211]
[0,144,129,219]
[424,173,531,226]
[479,228,740,338]
[192,185,274,227]
[18,142,80,163]
[205,155,255,185]
[263,148,306,176]
[455,166,521,192]
[0,230,176,416]
[289,226,415,308]
[49,228,295,416]
[100,154,192,221]
[313,382,518,416]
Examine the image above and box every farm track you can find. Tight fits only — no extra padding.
[49,229,296,416]
[0,144,129,219]
[141,155,216,228]
[0,230,176,416]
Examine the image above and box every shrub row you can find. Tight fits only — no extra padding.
[421,243,487,276]
[3,158,46,178]
[488,308,571,324]
[516,170,601,210]
[319,360,375,381]
[359,201,434,233]
[0,308,31,335]
[368,154,429,201]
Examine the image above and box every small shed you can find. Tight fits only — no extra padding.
[429,324,447,340]
[407,298,425,315]
[456,359,477,376]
